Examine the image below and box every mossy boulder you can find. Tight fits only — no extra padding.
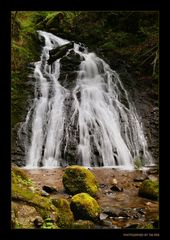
[62,165,99,197]
[70,193,100,221]
[52,198,74,228]
[11,166,71,229]
[138,179,159,200]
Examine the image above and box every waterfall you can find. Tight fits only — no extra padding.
[22,30,153,169]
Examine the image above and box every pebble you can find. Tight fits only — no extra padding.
[99,213,108,220]
[41,190,49,197]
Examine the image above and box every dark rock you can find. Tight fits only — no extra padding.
[153,219,159,228]
[99,183,107,189]
[133,176,148,182]
[125,223,139,229]
[42,185,58,194]
[38,34,45,46]
[27,62,35,70]
[147,168,158,175]
[119,210,130,218]
[118,208,145,220]
[33,216,44,227]
[110,184,123,192]
[105,190,115,197]
[103,207,121,217]
[58,50,84,90]
[48,42,74,64]
[136,208,146,215]
[11,122,27,167]
[79,46,85,52]
[100,219,114,228]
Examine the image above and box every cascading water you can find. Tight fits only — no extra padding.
[21,30,153,169]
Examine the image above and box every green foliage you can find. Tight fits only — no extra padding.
[138,179,159,200]
[12,166,30,181]
[11,11,40,128]
[41,217,59,229]
[101,41,116,51]
[70,193,100,221]
[12,166,76,229]
[63,165,99,197]
[138,223,154,229]
[134,158,143,170]
[11,167,55,211]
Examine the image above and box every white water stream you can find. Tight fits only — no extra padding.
[22,31,153,169]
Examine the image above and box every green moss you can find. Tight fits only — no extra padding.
[63,165,99,197]
[41,217,59,229]
[70,193,100,221]
[138,179,159,200]
[11,166,56,212]
[138,223,154,229]
[11,167,75,229]
[12,182,53,207]
[12,166,29,180]
[11,12,40,129]
[134,158,142,169]
[52,198,74,228]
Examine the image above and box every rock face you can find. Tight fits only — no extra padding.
[11,41,84,168]
[96,49,159,164]
[47,42,74,64]
[70,193,100,221]
[138,179,159,200]
[11,31,158,167]
[62,165,99,197]
[58,49,84,89]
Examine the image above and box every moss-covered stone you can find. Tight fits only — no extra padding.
[70,193,100,221]
[52,198,74,228]
[11,167,75,229]
[12,167,75,229]
[62,165,99,197]
[138,223,154,229]
[11,166,59,228]
[12,166,30,183]
[11,169,59,218]
[138,179,159,200]
[41,217,59,229]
